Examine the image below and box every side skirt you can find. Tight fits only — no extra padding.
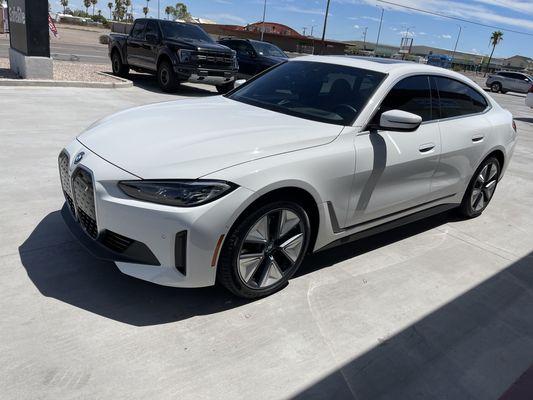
[317,203,457,252]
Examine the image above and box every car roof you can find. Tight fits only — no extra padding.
[291,55,474,79]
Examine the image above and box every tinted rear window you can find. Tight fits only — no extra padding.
[434,77,488,118]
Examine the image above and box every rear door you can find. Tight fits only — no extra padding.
[348,75,441,226]
[432,76,491,199]
[139,20,160,71]
[126,20,147,67]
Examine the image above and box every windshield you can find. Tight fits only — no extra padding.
[228,61,386,126]
[160,21,214,43]
[250,41,287,58]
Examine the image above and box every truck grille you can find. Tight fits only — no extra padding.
[58,152,98,239]
[196,52,234,69]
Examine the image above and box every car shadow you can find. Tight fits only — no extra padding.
[18,211,251,327]
[20,208,461,327]
[515,117,533,123]
[125,72,218,97]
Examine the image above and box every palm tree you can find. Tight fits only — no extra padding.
[175,2,190,21]
[165,6,174,20]
[107,2,113,19]
[60,0,68,14]
[143,6,149,17]
[83,0,91,14]
[90,0,98,16]
[486,30,503,74]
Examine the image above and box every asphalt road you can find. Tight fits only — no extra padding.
[0,39,109,64]
[0,84,532,399]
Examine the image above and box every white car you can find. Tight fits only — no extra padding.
[59,56,517,298]
[526,85,533,108]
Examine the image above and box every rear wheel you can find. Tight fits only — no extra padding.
[111,51,129,77]
[459,156,501,218]
[490,82,502,93]
[217,201,311,298]
[157,60,179,92]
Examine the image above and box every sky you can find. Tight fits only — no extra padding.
[53,0,533,58]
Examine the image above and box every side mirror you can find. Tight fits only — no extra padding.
[146,34,158,44]
[234,79,247,88]
[379,109,422,132]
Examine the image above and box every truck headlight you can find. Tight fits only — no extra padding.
[118,180,237,207]
[178,49,194,63]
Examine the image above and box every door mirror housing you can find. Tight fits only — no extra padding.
[379,109,422,132]
[146,34,159,44]
[234,79,247,88]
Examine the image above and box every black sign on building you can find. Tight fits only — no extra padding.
[8,0,50,57]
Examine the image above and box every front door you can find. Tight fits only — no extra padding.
[126,20,147,68]
[346,75,441,227]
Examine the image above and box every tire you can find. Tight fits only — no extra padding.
[216,82,234,94]
[217,201,311,299]
[490,82,502,93]
[459,156,501,218]
[111,51,129,77]
[157,60,179,93]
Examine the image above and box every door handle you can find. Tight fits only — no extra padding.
[472,134,485,143]
[419,142,436,153]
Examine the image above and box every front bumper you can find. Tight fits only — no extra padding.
[174,66,237,86]
[59,141,254,288]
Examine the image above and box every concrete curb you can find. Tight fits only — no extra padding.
[0,72,132,89]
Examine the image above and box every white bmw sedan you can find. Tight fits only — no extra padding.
[59,56,517,298]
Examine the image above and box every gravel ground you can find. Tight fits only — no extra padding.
[0,57,119,83]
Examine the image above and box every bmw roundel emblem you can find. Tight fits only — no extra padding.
[74,151,85,164]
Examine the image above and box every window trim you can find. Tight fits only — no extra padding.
[363,72,492,131]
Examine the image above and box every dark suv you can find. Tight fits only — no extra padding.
[486,71,532,94]
[218,38,288,77]
[109,19,238,93]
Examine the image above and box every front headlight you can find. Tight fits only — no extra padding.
[178,49,194,63]
[118,180,237,207]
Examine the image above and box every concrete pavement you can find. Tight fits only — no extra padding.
[0,85,532,399]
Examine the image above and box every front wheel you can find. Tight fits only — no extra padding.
[216,82,234,94]
[157,60,179,92]
[217,201,311,298]
[490,82,502,93]
[459,156,501,218]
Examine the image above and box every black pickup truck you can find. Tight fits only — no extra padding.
[109,19,238,93]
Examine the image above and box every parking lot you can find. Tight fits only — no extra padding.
[0,83,532,399]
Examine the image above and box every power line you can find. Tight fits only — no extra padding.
[377,0,533,37]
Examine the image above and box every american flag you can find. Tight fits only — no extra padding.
[48,14,58,38]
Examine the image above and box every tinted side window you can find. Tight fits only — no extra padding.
[145,21,159,38]
[131,20,147,39]
[435,77,488,118]
[511,73,527,81]
[376,75,433,122]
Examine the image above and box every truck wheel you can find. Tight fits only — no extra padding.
[157,60,179,93]
[216,82,234,94]
[111,51,129,77]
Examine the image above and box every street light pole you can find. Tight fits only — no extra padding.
[374,7,384,57]
[157,0,160,19]
[362,26,368,50]
[260,0,267,41]
[320,0,331,54]
[451,25,462,67]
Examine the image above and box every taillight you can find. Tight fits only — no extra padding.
[512,119,517,133]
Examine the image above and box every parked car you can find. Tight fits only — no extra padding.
[527,85,533,108]
[59,57,517,298]
[486,71,533,94]
[109,18,238,93]
[218,38,288,76]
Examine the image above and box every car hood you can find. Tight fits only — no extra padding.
[164,39,232,53]
[77,96,343,179]
[260,55,288,65]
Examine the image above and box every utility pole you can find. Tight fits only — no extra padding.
[451,25,462,68]
[374,7,384,57]
[260,0,267,41]
[362,26,368,50]
[310,25,318,37]
[157,0,160,18]
[302,27,307,36]
[320,0,331,54]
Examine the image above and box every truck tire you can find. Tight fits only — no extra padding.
[157,60,179,93]
[111,51,129,77]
